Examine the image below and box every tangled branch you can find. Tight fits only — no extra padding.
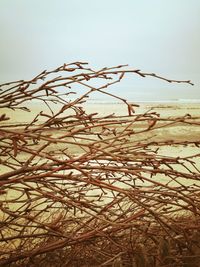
[0,62,200,266]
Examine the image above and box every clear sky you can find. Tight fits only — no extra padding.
[0,0,200,101]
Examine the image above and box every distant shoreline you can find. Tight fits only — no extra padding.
[2,101,200,126]
[83,100,200,104]
[19,99,200,105]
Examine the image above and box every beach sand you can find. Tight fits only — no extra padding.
[2,101,200,122]
[0,102,200,256]
[1,102,200,183]
[1,101,200,161]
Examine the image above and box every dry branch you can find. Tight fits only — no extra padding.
[0,62,200,266]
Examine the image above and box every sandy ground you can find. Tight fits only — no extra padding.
[1,101,200,124]
[0,102,200,224]
[1,101,200,178]
[1,101,200,259]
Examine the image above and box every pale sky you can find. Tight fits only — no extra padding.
[0,0,200,101]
